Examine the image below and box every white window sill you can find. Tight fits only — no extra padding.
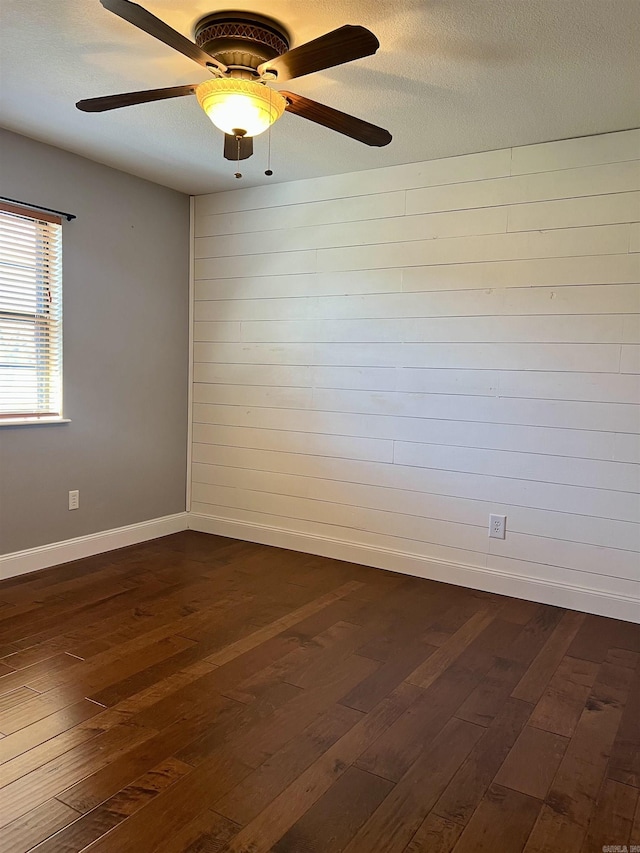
[0,418,71,428]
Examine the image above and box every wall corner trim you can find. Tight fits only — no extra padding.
[0,512,189,580]
[187,512,640,624]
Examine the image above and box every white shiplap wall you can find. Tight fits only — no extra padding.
[190,129,640,622]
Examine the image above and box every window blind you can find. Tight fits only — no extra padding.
[0,202,63,419]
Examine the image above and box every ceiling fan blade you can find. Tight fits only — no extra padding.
[224,134,254,161]
[100,0,227,72]
[76,84,197,112]
[281,91,392,147]
[257,25,378,82]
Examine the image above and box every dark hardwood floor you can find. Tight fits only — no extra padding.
[0,531,638,852]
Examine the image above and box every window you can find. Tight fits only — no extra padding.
[0,202,63,422]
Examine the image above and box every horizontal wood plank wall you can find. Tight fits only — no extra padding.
[191,129,640,620]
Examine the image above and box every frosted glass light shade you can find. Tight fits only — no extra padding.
[196,79,286,137]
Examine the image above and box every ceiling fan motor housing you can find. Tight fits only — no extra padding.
[194,12,290,77]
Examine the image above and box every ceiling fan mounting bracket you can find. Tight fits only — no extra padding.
[194,12,290,73]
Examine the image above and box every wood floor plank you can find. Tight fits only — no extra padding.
[405,813,465,853]
[415,596,490,642]
[0,687,88,734]
[567,614,640,663]
[525,651,638,851]
[0,722,103,788]
[511,611,586,704]
[580,779,638,852]
[0,653,80,697]
[433,697,532,827]
[528,655,600,737]
[0,799,81,853]
[0,552,118,601]
[0,723,158,827]
[0,699,103,765]
[0,581,134,646]
[350,581,452,663]
[86,644,218,709]
[405,610,497,690]
[283,621,372,690]
[500,598,544,625]
[281,595,365,639]
[56,695,238,813]
[631,795,640,847]
[173,680,302,768]
[455,657,527,727]
[545,653,636,828]
[450,784,542,853]
[203,581,364,667]
[522,805,586,853]
[28,634,197,696]
[0,642,20,659]
[0,631,198,732]
[76,749,252,853]
[30,757,192,853]
[222,682,422,853]
[195,631,304,700]
[0,562,123,609]
[226,619,371,705]
[228,654,379,769]
[129,657,286,734]
[63,574,247,653]
[340,637,438,713]
[353,683,472,783]
[214,703,362,826]
[273,766,393,853]
[507,607,567,667]
[9,575,185,652]
[343,717,484,853]
[493,725,569,800]
[0,685,39,716]
[78,596,278,705]
[0,644,75,671]
[70,660,217,734]
[153,809,239,853]
[355,647,495,782]
[607,659,640,787]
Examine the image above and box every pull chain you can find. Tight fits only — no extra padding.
[235,135,242,179]
[265,86,273,176]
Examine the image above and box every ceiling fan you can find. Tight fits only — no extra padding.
[76,0,392,167]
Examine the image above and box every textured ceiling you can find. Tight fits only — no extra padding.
[1,0,639,195]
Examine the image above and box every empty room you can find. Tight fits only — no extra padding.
[0,0,639,850]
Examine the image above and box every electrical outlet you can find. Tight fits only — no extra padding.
[69,490,79,511]
[489,514,506,539]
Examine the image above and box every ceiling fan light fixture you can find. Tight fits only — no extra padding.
[196,79,286,137]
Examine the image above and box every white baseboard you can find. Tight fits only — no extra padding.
[188,512,639,624]
[3,510,635,624]
[0,512,189,580]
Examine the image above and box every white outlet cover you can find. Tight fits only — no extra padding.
[489,514,506,539]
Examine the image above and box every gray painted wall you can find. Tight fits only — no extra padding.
[0,129,190,553]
